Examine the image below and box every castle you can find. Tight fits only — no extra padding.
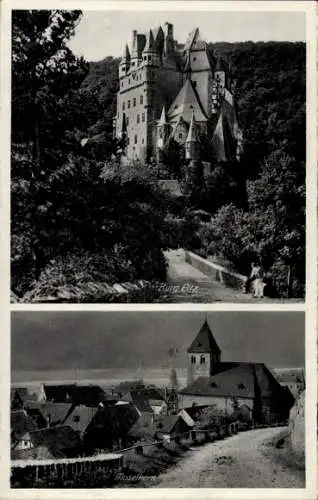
[114,23,243,170]
[178,320,294,423]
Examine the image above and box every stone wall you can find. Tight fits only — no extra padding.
[184,251,247,290]
[288,390,305,461]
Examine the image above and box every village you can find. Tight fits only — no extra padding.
[11,320,305,487]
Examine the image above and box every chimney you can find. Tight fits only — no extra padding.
[132,30,138,53]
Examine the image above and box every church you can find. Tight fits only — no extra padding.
[113,23,243,170]
[178,320,294,423]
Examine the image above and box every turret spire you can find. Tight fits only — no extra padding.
[186,110,199,144]
[158,105,167,125]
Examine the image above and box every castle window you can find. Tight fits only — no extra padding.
[238,383,246,390]
[192,81,197,88]
[132,62,135,67]
[133,98,136,107]
[134,135,137,144]
[128,78,131,84]
[191,355,196,364]
[126,117,129,125]
[210,382,217,388]
[137,114,140,124]
[140,95,143,104]
[148,55,151,61]
[178,133,183,139]
[143,56,146,61]
[127,137,130,145]
[122,102,125,111]
[128,100,131,109]
[142,113,145,122]
[142,138,144,144]
[193,56,197,61]
[200,355,206,365]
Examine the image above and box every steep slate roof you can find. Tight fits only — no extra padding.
[167,78,207,123]
[187,320,221,354]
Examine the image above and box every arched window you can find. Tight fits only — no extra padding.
[200,355,206,365]
[191,355,196,364]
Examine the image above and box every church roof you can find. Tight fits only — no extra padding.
[187,320,221,354]
[179,363,284,399]
[167,78,207,123]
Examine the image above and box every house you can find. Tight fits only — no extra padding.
[154,412,195,442]
[126,412,157,444]
[11,409,38,451]
[63,404,99,439]
[121,388,168,415]
[178,320,295,423]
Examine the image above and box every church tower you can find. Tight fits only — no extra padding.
[187,319,221,385]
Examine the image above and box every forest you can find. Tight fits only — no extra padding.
[11,10,306,301]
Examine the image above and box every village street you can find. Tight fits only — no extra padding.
[152,427,305,488]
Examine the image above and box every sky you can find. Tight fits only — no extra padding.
[11,311,305,373]
[68,11,306,61]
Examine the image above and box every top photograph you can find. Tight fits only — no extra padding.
[10,9,306,304]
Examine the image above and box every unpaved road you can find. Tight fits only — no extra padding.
[153,427,305,488]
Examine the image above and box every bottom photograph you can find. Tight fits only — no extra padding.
[11,310,305,488]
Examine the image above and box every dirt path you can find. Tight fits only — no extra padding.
[152,427,305,488]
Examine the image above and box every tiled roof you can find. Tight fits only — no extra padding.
[29,425,81,452]
[44,384,106,407]
[187,320,221,353]
[25,401,74,426]
[179,362,283,399]
[63,405,98,434]
[90,403,140,441]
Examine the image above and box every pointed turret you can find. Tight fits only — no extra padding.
[143,29,156,53]
[158,105,167,126]
[119,43,130,75]
[142,29,159,66]
[157,105,170,159]
[123,43,130,61]
[185,111,200,160]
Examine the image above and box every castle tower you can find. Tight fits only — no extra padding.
[187,319,221,385]
[119,44,130,76]
[185,111,200,161]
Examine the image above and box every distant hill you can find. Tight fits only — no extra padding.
[11,311,305,372]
